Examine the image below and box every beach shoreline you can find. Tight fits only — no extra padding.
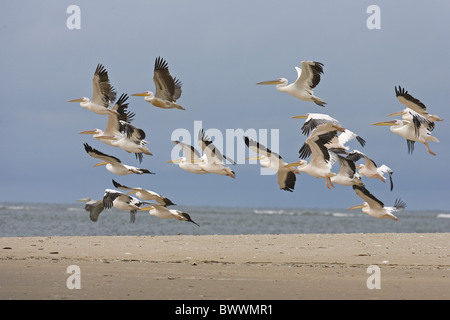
[0,233,449,300]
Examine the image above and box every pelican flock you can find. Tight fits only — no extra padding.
[71,57,442,225]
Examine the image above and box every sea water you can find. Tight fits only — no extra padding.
[0,202,449,237]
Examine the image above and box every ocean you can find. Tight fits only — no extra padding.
[0,202,449,237]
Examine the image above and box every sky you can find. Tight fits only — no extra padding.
[0,1,449,211]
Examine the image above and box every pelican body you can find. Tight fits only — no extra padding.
[349,185,406,221]
[257,61,326,106]
[141,204,199,226]
[244,136,299,192]
[372,111,439,156]
[103,189,151,223]
[132,56,184,110]
[112,180,175,206]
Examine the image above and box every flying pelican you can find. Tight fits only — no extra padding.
[132,56,184,110]
[292,113,339,136]
[77,198,104,222]
[292,123,344,189]
[372,110,439,156]
[348,185,406,221]
[168,140,207,174]
[257,61,326,106]
[293,114,365,157]
[390,86,443,122]
[68,64,118,115]
[330,155,364,187]
[112,180,175,206]
[244,136,300,192]
[347,150,394,191]
[103,189,151,223]
[79,94,150,162]
[83,143,153,175]
[140,204,199,226]
[198,129,236,178]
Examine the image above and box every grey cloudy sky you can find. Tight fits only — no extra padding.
[1,1,449,211]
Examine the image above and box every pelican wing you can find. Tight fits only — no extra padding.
[338,130,366,148]
[199,130,235,164]
[395,86,427,114]
[244,136,282,161]
[294,61,324,90]
[301,114,338,136]
[92,64,116,107]
[336,155,357,178]
[173,140,202,162]
[84,199,104,222]
[306,130,338,166]
[105,93,133,136]
[84,143,122,164]
[352,185,384,210]
[103,189,128,209]
[153,56,176,101]
[119,121,146,141]
[277,169,296,192]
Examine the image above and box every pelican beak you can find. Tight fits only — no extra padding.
[131,92,150,97]
[68,98,84,102]
[286,162,299,167]
[246,156,261,160]
[256,79,284,85]
[139,206,154,211]
[126,190,137,195]
[77,198,89,202]
[371,121,396,126]
[93,162,108,167]
[96,135,117,140]
[386,111,404,117]
[79,130,97,135]
[348,204,365,210]
[291,115,308,119]
[167,159,182,164]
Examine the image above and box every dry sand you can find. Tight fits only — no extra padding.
[0,233,449,300]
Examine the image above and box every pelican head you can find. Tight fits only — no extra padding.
[68,97,89,103]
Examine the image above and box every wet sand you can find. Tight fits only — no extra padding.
[0,233,449,300]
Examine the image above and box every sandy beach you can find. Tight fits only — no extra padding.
[0,233,449,300]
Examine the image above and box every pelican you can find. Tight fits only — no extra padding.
[244,136,300,192]
[293,123,344,189]
[83,143,154,175]
[330,155,364,187]
[292,113,339,136]
[77,198,104,222]
[168,140,207,174]
[140,204,199,226]
[347,150,394,191]
[79,94,151,162]
[68,64,118,115]
[372,111,439,156]
[112,180,175,206]
[348,185,406,221]
[132,56,184,110]
[257,61,326,106]
[103,189,151,223]
[198,129,236,178]
[293,114,365,157]
[390,86,443,122]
